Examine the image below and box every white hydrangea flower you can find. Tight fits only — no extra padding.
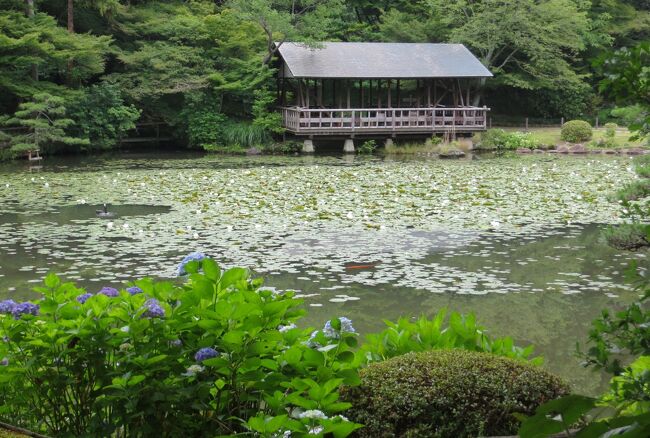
[298,410,328,420]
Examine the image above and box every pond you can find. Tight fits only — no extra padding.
[0,151,645,395]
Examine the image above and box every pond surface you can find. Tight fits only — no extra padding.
[0,152,646,395]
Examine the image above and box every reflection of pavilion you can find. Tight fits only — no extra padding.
[275,42,492,151]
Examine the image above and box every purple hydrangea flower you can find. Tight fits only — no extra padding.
[177,252,207,276]
[98,287,119,297]
[170,339,183,347]
[323,317,356,340]
[142,299,165,319]
[0,299,17,314]
[76,293,93,304]
[126,286,143,295]
[194,347,219,362]
[11,302,39,319]
[0,358,8,366]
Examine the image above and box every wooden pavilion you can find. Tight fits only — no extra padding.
[275,42,492,152]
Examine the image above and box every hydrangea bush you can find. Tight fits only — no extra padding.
[0,257,362,437]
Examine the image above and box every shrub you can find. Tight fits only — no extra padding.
[604,122,618,139]
[603,223,650,251]
[479,129,539,150]
[264,140,302,154]
[357,139,377,154]
[342,350,568,438]
[357,310,541,365]
[0,259,361,437]
[561,120,593,143]
[613,179,650,202]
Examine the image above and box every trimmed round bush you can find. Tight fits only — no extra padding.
[561,120,592,143]
[341,350,568,437]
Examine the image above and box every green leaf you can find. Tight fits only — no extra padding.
[519,395,596,438]
[43,273,60,289]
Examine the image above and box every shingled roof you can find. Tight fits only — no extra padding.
[277,42,492,79]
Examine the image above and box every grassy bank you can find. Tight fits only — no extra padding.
[500,127,646,148]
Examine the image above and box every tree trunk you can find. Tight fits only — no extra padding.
[24,0,38,81]
[472,77,487,107]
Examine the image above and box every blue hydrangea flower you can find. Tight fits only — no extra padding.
[323,317,356,340]
[142,299,165,318]
[98,287,119,297]
[194,347,219,362]
[76,293,93,304]
[177,252,207,276]
[278,323,297,333]
[126,286,143,295]
[11,302,39,319]
[0,299,16,314]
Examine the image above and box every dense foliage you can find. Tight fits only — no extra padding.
[478,128,541,150]
[0,257,362,437]
[342,350,568,437]
[0,0,648,157]
[357,311,542,365]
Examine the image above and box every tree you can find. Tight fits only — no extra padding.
[228,0,348,64]
[66,83,141,150]
[596,42,650,140]
[2,93,88,154]
[426,0,603,105]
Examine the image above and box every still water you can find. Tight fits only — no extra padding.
[0,152,645,395]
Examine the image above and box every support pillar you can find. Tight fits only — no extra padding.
[343,138,355,153]
[302,139,315,153]
[385,138,394,148]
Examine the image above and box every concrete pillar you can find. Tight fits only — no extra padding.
[302,139,315,153]
[385,138,394,148]
[343,138,355,153]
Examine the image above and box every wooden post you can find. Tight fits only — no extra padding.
[346,80,351,109]
[298,80,303,107]
[433,80,437,107]
[377,80,381,108]
[317,79,323,107]
[427,80,431,107]
[416,80,420,107]
[369,80,373,106]
[359,80,363,107]
[305,79,310,108]
[595,116,599,128]
[525,117,529,131]
[332,80,336,107]
[387,80,392,108]
[396,79,401,108]
[561,117,564,126]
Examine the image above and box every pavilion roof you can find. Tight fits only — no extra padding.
[276,42,493,79]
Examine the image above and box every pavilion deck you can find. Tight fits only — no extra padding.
[281,106,489,135]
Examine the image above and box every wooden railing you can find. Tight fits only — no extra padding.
[280,106,490,134]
